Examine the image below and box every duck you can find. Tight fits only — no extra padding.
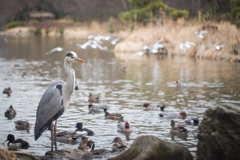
[87,140,112,157]
[118,121,133,133]
[5,134,30,148]
[75,81,79,90]
[105,112,123,120]
[184,116,199,124]
[143,103,165,111]
[159,111,187,119]
[170,120,189,134]
[88,93,100,102]
[89,104,108,112]
[120,67,126,72]
[111,137,128,152]
[14,121,31,130]
[78,136,94,151]
[75,123,94,136]
[176,79,182,86]
[3,87,12,94]
[53,131,79,142]
[5,105,16,118]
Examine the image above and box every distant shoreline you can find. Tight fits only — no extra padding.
[1,21,240,62]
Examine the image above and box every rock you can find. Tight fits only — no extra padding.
[107,135,193,160]
[44,148,94,160]
[197,103,240,160]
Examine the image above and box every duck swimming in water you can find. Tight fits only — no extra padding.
[111,137,128,152]
[75,123,94,136]
[184,116,199,124]
[53,131,79,142]
[170,120,189,134]
[3,87,12,94]
[159,111,187,119]
[118,121,133,133]
[14,121,31,130]
[5,134,30,148]
[5,105,16,118]
[88,93,100,102]
[78,136,95,151]
[105,112,123,120]
[89,104,108,112]
[143,103,165,111]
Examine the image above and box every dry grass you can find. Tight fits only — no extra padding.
[0,143,18,160]
[0,143,33,160]
[114,20,240,61]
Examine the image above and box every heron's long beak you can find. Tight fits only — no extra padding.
[75,57,85,63]
[4,139,8,142]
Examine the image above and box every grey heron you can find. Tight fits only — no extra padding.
[34,51,85,152]
[195,30,208,39]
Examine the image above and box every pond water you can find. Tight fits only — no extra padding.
[0,35,240,159]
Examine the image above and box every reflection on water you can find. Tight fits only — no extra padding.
[0,35,240,158]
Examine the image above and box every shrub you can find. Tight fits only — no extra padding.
[6,21,26,29]
[34,28,41,35]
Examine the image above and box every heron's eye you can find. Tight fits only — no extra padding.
[71,56,74,59]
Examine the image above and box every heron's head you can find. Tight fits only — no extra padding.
[65,51,85,63]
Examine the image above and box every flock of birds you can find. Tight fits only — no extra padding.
[131,30,228,59]
[45,35,120,55]
[2,76,199,158]
[1,35,202,158]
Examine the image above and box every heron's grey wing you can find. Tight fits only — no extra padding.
[34,81,65,141]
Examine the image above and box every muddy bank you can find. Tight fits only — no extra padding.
[114,21,240,61]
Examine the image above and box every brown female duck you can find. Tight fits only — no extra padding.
[170,120,189,134]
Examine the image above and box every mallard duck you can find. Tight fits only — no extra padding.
[78,136,94,151]
[143,103,165,111]
[75,123,94,136]
[3,87,12,94]
[105,112,123,120]
[88,93,100,102]
[87,140,112,157]
[159,111,187,119]
[14,121,31,130]
[170,120,189,134]
[5,134,29,148]
[5,105,16,118]
[118,121,133,133]
[53,131,79,142]
[111,137,128,152]
[89,104,108,112]
[184,116,199,124]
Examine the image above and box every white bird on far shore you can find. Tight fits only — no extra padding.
[195,30,208,39]
[111,38,120,45]
[88,35,95,39]
[180,42,195,50]
[45,47,64,55]
[207,44,228,50]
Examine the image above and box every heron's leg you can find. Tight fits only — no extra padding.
[54,119,58,151]
[50,119,53,152]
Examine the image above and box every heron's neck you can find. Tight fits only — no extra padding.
[63,59,75,105]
